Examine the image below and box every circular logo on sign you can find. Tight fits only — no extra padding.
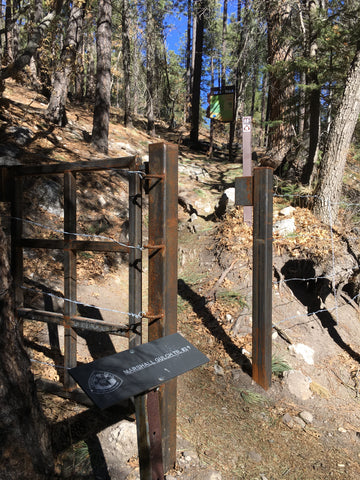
[243,125,251,132]
[88,370,123,394]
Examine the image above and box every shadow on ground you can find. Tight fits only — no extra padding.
[177,278,252,374]
[281,259,360,363]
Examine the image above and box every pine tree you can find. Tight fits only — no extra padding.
[91,0,112,153]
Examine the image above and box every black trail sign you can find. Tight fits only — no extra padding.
[69,333,209,409]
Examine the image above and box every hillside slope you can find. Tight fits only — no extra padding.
[1,80,360,479]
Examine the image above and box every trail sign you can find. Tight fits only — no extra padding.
[207,86,235,123]
[69,333,209,409]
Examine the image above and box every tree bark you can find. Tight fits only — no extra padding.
[185,0,192,123]
[221,0,228,88]
[190,0,206,145]
[91,0,112,153]
[1,1,63,80]
[122,0,133,127]
[301,0,321,184]
[0,228,54,479]
[264,0,294,169]
[46,1,86,126]
[145,0,155,136]
[314,48,360,223]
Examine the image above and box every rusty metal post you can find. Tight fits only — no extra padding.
[129,159,154,480]
[148,143,178,472]
[252,167,273,390]
[64,171,77,390]
[147,390,165,480]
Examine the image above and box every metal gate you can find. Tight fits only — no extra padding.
[4,142,178,476]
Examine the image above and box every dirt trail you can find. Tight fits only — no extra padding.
[3,80,360,479]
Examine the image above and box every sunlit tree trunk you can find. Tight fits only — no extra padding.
[146,0,155,136]
[92,0,112,153]
[314,48,360,223]
[190,0,206,145]
[46,1,86,126]
[122,0,133,127]
[265,0,294,169]
[301,0,322,184]
[221,0,228,87]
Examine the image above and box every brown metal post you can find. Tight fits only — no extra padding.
[64,171,77,390]
[129,159,154,480]
[148,143,178,472]
[147,390,165,480]
[252,167,273,390]
[11,175,24,308]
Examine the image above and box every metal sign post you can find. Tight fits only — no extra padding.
[242,116,253,226]
[235,167,273,390]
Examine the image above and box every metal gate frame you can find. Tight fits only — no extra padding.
[5,142,178,476]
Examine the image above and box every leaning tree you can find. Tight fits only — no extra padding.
[314,47,360,224]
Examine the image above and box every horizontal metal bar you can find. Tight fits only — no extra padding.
[20,238,130,253]
[10,156,136,176]
[18,308,130,337]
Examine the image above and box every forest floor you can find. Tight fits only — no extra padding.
[2,80,360,480]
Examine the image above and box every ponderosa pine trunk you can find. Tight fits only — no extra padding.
[122,0,132,127]
[46,1,86,126]
[264,0,294,169]
[185,0,192,123]
[301,0,322,184]
[314,48,360,223]
[91,0,112,153]
[0,227,54,479]
[190,0,206,145]
[145,0,155,136]
[1,1,63,80]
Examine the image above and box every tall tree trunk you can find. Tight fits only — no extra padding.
[301,0,321,184]
[85,37,96,101]
[264,0,294,169]
[46,1,86,126]
[74,36,85,101]
[122,0,133,127]
[221,0,228,88]
[208,55,215,158]
[260,70,268,146]
[185,0,192,123]
[314,48,360,223]
[190,0,206,145]
[146,0,155,136]
[1,0,63,80]
[5,0,14,63]
[0,228,54,479]
[92,0,112,153]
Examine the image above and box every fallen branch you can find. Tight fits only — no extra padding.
[205,259,243,303]
[272,323,293,345]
